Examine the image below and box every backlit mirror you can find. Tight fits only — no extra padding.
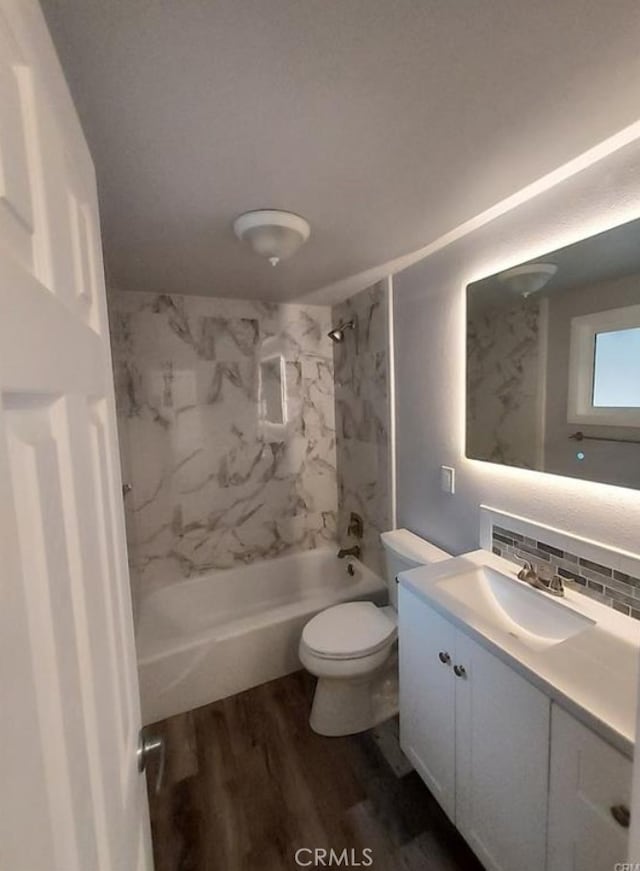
[466,217,640,490]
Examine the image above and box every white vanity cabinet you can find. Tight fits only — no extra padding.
[399,547,637,871]
[455,631,550,871]
[398,586,550,871]
[547,705,632,871]
[399,590,456,818]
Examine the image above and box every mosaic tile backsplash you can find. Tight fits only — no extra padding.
[492,525,640,621]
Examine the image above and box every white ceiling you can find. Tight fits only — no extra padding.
[40,0,640,302]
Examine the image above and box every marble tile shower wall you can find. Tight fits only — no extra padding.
[333,282,391,576]
[109,291,337,595]
[492,525,640,621]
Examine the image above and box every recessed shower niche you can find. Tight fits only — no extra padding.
[259,354,286,426]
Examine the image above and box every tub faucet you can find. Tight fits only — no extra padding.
[337,545,361,560]
[347,512,363,539]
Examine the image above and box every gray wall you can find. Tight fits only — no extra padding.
[393,135,640,557]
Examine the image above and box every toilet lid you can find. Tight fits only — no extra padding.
[302,602,397,660]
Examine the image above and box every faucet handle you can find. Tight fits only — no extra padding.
[548,574,565,596]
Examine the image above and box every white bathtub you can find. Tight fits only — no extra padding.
[136,546,386,724]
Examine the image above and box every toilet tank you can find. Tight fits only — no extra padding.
[380,528,451,608]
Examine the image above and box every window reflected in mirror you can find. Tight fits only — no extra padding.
[593,328,640,408]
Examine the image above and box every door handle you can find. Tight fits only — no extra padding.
[137,730,165,794]
[610,804,630,828]
[453,664,467,678]
[438,651,451,665]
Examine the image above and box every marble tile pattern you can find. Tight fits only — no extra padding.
[332,282,391,576]
[492,525,640,621]
[467,298,542,469]
[108,291,337,594]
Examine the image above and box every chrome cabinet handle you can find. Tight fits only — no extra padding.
[137,730,165,794]
[610,804,630,828]
[438,651,451,665]
[453,664,467,678]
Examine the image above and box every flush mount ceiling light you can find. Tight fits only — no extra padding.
[233,209,311,267]
[498,262,558,297]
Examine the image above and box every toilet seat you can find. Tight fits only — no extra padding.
[302,602,397,660]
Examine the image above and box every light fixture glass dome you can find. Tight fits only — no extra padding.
[498,263,558,297]
[233,209,311,266]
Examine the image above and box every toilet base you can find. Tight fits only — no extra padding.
[309,652,398,737]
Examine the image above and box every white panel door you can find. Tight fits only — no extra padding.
[548,704,631,871]
[0,3,153,870]
[398,586,456,820]
[454,632,550,871]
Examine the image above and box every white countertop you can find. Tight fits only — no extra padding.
[400,549,640,758]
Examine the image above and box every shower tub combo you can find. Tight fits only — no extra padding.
[136,547,384,724]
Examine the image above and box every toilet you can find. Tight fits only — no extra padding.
[299,528,451,736]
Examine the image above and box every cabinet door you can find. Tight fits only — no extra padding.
[455,633,550,871]
[398,587,456,820]
[547,704,631,871]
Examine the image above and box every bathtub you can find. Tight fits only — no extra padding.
[136,546,386,724]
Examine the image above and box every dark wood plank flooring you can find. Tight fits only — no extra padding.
[146,671,484,871]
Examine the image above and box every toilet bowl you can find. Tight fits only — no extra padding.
[300,601,398,736]
[299,529,451,736]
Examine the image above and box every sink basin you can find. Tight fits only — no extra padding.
[437,565,596,651]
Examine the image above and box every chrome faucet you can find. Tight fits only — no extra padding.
[517,560,564,597]
[337,544,361,560]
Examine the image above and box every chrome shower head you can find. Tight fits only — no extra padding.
[327,319,355,343]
